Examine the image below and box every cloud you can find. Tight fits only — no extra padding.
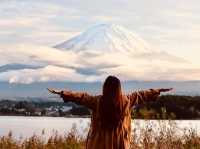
[0,17,42,29]
[0,44,79,67]
[100,65,200,81]
[0,63,42,73]
[0,43,199,84]
[0,65,103,84]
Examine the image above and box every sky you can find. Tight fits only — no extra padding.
[0,0,200,83]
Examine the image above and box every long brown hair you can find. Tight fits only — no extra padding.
[99,76,125,129]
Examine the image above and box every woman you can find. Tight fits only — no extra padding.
[48,76,172,149]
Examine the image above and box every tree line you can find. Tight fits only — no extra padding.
[0,95,200,119]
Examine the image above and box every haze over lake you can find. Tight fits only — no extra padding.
[1,81,200,100]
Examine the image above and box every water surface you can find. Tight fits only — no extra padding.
[0,116,200,139]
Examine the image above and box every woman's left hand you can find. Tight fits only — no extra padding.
[47,88,62,95]
[158,88,173,93]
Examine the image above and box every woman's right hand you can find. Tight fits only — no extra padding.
[47,88,62,95]
[158,88,173,93]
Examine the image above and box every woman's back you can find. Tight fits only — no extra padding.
[87,95,131,149]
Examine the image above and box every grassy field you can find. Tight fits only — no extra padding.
[1,121,200,149]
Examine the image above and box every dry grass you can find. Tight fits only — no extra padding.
[1,121,200,149]
[130,120,200,149]
[0,126,85,149]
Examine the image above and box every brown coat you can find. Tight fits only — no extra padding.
[61,89,160,149]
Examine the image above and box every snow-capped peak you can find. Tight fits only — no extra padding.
[54,23,156,55]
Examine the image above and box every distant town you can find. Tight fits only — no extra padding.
[1,95,200,119]
[0,98,90,117]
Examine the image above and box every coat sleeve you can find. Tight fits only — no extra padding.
[127,89,160,108]
[60,91,99,110]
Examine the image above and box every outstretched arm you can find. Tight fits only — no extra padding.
[127,88,173,107]
[47,88,98,110]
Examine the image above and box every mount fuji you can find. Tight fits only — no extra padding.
[53,23,189,82]
[55,24,155,55]
[54,23,184,63]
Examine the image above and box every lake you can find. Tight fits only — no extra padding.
[0,116,200,140]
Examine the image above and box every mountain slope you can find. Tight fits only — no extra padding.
[55,24,157,55]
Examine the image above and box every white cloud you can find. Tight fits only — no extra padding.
[101,65,200,81]
[0,17,41,28]
[0,43,199,84]
[0,44,79,67]
[0,65,103,84]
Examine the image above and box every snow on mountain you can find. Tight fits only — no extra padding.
[54,24,157,56]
